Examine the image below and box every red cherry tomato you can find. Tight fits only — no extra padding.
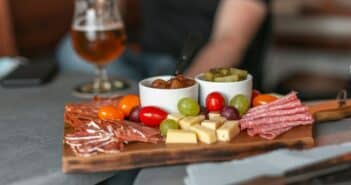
[251,89,261,106]
[98,106,125,121]
[253,94,278,107]
[206,92,225,112]
[139,106,168,127]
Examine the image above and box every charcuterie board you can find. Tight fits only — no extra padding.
[62,103,320,173]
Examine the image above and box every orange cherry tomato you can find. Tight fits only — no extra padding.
[117,94,140,116]
[98,106,125,121]
[253,94,278,107]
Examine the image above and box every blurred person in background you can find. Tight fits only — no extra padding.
[57,0,270,89]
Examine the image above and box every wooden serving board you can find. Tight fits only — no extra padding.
[62,103,328,173]
[63,125,313,173]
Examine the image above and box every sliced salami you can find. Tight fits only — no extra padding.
[241,105,309,122]
[243,100,302,118]
[259,127,293,140]
[241,113,313,129]
[240,92,314,140]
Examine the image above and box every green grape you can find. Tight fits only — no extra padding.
[160,119,179,136]
[177,97,200,116]
[230,94,250,116]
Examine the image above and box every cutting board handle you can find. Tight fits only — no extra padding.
[309,100,351,124]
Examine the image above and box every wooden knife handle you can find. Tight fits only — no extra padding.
[313,105,351,123]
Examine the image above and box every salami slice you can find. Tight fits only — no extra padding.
[241,113,313,129]
[241,91,314,140]
[241,105,309,122]
[259,127,293,140]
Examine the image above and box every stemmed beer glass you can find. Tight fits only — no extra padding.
[71,0,127,96]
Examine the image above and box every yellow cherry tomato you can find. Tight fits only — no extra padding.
[117,94,140,116]
[253,94,278,107]
[98,105,125,121]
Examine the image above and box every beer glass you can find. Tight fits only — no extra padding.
[71,0,127,95]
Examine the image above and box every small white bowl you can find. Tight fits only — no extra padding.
[139,75,199,113]
[195,74,253,106]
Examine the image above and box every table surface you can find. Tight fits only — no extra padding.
[0,73,137,185]
[1,73,350,185]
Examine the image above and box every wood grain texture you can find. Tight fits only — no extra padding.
[0,0,17,56]
[62,102,332,173]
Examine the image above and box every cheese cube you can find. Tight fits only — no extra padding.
[167,113,185,123]
[179,115,205,130]
[216,121,240,142]
[208,112,221,120]
[210,116,227,124]
[189,125,217,144]
[201,120,222,130]
[166,129,198,144]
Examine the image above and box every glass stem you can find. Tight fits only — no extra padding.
[93,65,111,92]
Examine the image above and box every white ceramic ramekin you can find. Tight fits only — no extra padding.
[139,76,199,113]
[195,74,253,106]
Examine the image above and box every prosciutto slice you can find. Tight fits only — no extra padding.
[64,96,163,156]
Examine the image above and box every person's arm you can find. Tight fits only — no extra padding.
[0,0,17,56]
[185,0,266,77]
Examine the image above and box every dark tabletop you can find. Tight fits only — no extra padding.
[0,73,137,185]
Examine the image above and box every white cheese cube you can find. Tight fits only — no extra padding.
[189,125,217,144]
[210,116,227,124]
[216,121,240,142]
[167,113,185,123]
[208,112,221,120]
[179,115,205,130]
[201,120,222,130]
[166,129,197,144]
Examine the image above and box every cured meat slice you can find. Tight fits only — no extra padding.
[259,127,293,140]
[113,121,163,143]
[243,100,302,118]
[240,113,313,129]
[240,92,314,140]
[241,105,309,122]
[247,120,313,136]
[64,97,163,156]
[246,92,298,113]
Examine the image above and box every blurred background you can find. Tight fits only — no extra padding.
[0,0,350,100]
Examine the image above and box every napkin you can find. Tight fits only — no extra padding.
[185,142,351,185]
[0,57,20,79]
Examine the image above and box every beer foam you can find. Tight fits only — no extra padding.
[73,22,124,31]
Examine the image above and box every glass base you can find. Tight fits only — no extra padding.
[73,79,130,98]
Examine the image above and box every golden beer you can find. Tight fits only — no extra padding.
[72,25,126,65]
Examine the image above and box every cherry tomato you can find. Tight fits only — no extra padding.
[139,106,168,127]
[251,89,261,106]
[117,94,140,116]
[206,92,225,112]
[98,106,125,121]
[253,94,278,107]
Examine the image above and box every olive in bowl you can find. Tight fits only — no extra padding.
[195,68,252,107]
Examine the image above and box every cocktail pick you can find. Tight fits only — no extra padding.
[175,32,203,75]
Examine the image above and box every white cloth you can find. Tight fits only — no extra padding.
[185,142,351,185]
[0,57,20,79]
